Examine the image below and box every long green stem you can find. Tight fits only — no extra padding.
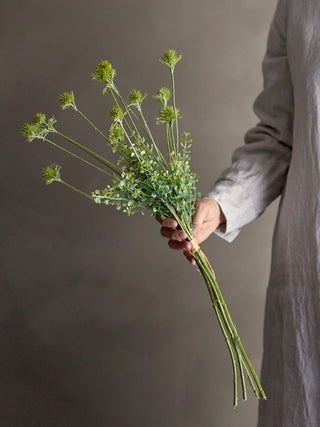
[167,207,266,405]
[171,70,179,151]
[109,88,135,136]
[60,180,92,199]
[137,107,168,167]
[43,137,114,177]
[74,108,109,142]
[55,130,121,175]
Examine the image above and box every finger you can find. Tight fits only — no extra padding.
[156,216,178,229]
[192,200,208,235]
[183,249,197,265]
[168,239,190,251]
[155,215,163,225]
[162,217,178,228]
[161,227,188,240]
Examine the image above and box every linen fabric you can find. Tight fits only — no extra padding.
[207,0,320,425]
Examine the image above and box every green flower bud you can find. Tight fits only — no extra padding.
[156,106,180,126]
[160,49,182,71]
[58,91,76,110]
[128,89,147,106]
[92,60,116,85]
[109,105,124,120]
[153,87,171,106]
[32,113,47,125]
[42,164,62,185]
[21,123,37,142]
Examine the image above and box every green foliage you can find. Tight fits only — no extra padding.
[42,164,62,185]
[22,50,196,223]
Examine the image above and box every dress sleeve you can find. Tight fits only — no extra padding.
[207,0,293,242]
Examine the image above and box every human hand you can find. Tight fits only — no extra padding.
[157,197,226,265]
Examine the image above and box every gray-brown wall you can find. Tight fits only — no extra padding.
[2,0,278,425]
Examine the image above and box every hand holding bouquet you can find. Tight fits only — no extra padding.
[21,50,266,407]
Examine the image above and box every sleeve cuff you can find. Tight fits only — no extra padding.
[206,179,260,243]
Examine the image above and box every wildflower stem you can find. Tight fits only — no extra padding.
[55,130,121,174]
[137,107,168,167]
[60,180,93,199]
[109,88,135,136]
[74,108,109,142]
[171,70,179,151]
[43,137,114,177]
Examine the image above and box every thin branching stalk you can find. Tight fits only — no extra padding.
[74,108,109,142]
[43,137,114,177]
[60,180,92,199]
[171,69,179,151]
[55,131,121,174]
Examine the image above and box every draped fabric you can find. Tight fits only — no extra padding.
[208,0,320,425]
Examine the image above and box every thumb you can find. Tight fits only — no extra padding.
[192,200,209,240]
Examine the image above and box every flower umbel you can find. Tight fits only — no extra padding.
[109,105,124,121]
[128,89,147,107]
[58,91,76,110]
[156,105,180,127]
[42,164,62,185]
[21,114,57,141]
[21,123,37,142]
[160,49,182,71]
[153,87,171,106]
[92,60,116,85]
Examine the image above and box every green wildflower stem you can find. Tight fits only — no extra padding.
[237,346,248,401]
[136,107,168,167]
[167,206,266,406]
[165,124,172,165]
[171,69,179,151]
[170,125,177,157]
[43,137,114,177]
[74,108,109,142]
[193,250,239,407]
[60,180,92,199]
[55,130,121,174]
[112,86,141,137]
[121,125,142,162]
[199,256,239,407]
[109,88,135,136]
[195,250,266,403]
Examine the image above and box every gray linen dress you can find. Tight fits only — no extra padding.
[207,0,320,425]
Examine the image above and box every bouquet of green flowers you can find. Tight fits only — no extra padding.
[21,49,266,407]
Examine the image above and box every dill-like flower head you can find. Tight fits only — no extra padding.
[109,105,124,120]
[128,89,147,107]
[160,49,182,71]
[21,114,57,141]
[156,106,180,126]
[42,164,62,185]
[153,87,171,106]
[92,60,116,85]
[108,123,126,153]
[32,113,47,125]
[21,123,37,142]
[58,91,76,110]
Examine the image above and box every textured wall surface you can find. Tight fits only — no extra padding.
[2,0,277,425]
